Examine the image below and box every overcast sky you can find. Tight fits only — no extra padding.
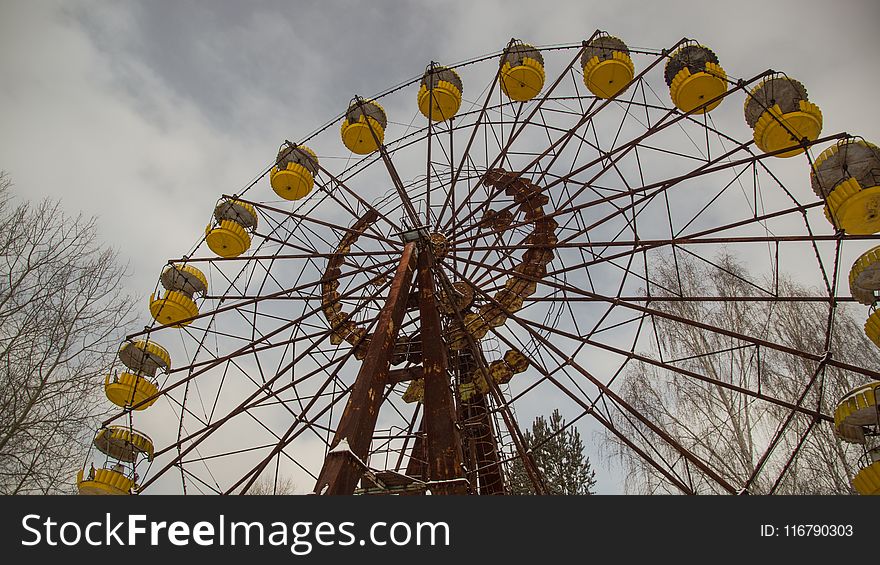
[3,0,879,293]
[2,0,879,494]
[3,0,878,301]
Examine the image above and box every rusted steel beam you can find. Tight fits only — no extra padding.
[538,296,857,303]
[434,269,548,494]
[231,196,400,248]
[168,250,403,264]
[438,258,729,493]
[452,252,880,380]
[351,97,422,228]
[125,255,399,342]
[144,272,398,492]
[394,403,421,474]
[433,37,516,228]
[314,242,418,495]
[459,233,880,251]
[449,128,846,247]
[443,36,690,235]
[462,391,506,495]
[426,69,434,223]
[418,247,468,495]
[307,158,403,234]
[437,33,594,232]
[112,261,397,431]
[581,335,833,423]
[452,348,505,495]
[478,281,738,493]
[745,356,828,492]
[388,366,424,385]
[751,242,842,494]
[401,416,428,496]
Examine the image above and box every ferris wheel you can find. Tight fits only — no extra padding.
[76,32,880,496]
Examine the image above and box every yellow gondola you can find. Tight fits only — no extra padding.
[499,41,545,102]
[581,34,634,99]
[270,144,319,200]
[105,340,170,409]
[834,382,879,444]
[149,263,208,327]
[341,98,387,154]
[93,426,155,462]
[853,450,880,495]
[744,75,822,157]
[849,245,880,305]
[76,426,153,495]
[205,198,258,258]
[866,310,880,349]
[418,64,463,121]
[665,43,727,114]
[833,382,880,495]
[812,139,880,234]
[76,467,134,496]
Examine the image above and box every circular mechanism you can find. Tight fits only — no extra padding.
[418,64,463,122]
[438,280,474,315]
[581,34,634,99]
[744,75,822,157]
[428,231,449,258]
[341,98,387,154]
[499,41,545,102]
[105,34,880,497]
[271,144,319,200]
[664,44,727,114]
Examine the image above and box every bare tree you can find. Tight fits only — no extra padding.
[0,172,136,494]
[244,473,297,495]
[608,251,873,494]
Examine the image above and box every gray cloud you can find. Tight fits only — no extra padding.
[2,0,878,494]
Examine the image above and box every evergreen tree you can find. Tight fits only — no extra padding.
[507,409,597,495]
